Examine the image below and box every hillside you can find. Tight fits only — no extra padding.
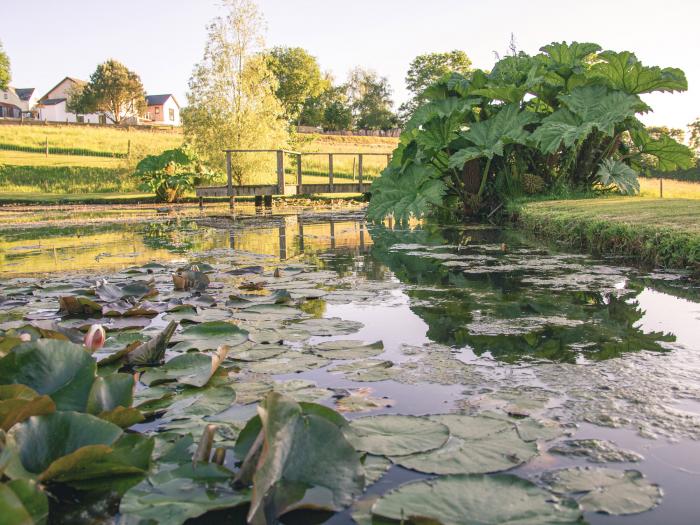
[0,125,398,198]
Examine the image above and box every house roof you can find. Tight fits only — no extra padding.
[14,88,35,101]
[39,98,67,106]
[146,94,179,108]
[39,77,85,102]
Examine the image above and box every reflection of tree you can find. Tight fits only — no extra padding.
[140,220,198,253]
[368,224,675,363]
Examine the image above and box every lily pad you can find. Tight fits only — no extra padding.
[246,352,330,375]
[311,340,384,360]
[548,439,644,463]
[140,346,228,388]
[371,474,582,524]
[0,340,96,411]
[345,415,449,456]
[244,393,364,524]
[0,385,55,431]
[331,359,399,382]
[291,317,364,337]
[363,455,392,486]
[170,321,248,353]
[336,388,394,413]
[542,466,661,515]
[229,344,288,362]
[0,479,49,525]
[86,374,135,414]
[393,417,537,475]
[120,463,249,524]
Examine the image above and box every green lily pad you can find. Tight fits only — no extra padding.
[120,463,249,525]
[345,415,449,456]
[310,340,384,360]
[336,388,394,413]
[170,321,248,353]
[245,392,364,523]
[229,344,288,362]
[371,474,582,524]
[331,359,399,382]
[0,479,49,525]
[392,414,537,475]
[542,466,661,515]
[246,351,330,375]
[58,296,102,316]
[5,412,152,486]
[95,280,156,302]
[0,340,96,411]
[0,385,55,431]
[363,455,392,487]
[140,347,228,388]
[86,374,135,414]
[230,304,307,323]
[548,439,643,463]
[126,321,177,366]
[291,317,364,337]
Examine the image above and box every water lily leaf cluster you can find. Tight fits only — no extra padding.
[368,41,693,219]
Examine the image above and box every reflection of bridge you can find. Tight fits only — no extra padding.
[224,215,372,261]
[195,149,391,205]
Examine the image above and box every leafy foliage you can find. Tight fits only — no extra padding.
[134,146,212,202]
[0,40,10,91]
[68,59,147,124]
[369,41,691,219]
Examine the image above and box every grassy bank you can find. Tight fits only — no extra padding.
[515,197,700,270]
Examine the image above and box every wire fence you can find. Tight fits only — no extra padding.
[0,141,129,159]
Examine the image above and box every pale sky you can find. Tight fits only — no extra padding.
[2,0,698,131]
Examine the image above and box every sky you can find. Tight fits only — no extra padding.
[2,0,699,131]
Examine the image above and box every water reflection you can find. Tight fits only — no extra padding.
[365,224,678,363]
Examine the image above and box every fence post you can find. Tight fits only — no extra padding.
[660,176,663,198]
[385,153,391,166]
[328,153,334,192]
[226,150,233,197]
[358,154,364,192]
[127,139,131,159]
[296,154,303,194]
[45,136,49,157]
[276,150,286,195]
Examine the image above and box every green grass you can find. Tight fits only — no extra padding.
[515,197,700,270]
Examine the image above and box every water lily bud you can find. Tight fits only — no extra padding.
[19,333,31,342]
[84,324,106,351]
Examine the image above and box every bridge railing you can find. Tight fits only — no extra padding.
[217,149,392,197]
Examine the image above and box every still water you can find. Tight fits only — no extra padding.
[1,205,699,524]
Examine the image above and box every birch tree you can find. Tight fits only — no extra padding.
[183,0,288,184]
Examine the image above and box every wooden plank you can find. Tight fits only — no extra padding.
[195,182,367,197]
[276,150,285,195]
[358,154,364,192]
[328,153,334,192]
[296,154,303,194]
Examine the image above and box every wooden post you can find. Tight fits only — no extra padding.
[255,195,263,208]
[660,177,663,198]
[127,139,131,159]
[386,153,391,166]
[45,136,49,157]
[328,153,334,192]
[330,220,336,250]
[358,154,364,192]
[298,215,305,252]
[199,196,203,209]
[296,154,303,194]
[226,151,233,197]
[279,225,287,260]
[276,150,285,195]
[229,196,235,210]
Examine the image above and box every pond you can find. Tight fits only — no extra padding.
[1,205,699,525]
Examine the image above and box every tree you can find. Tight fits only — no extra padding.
[69,60,146,124]
[346,68,397,130]
[182,0,288,184]
[0,40,10,90]
[647,126,685,142]
[399,50,472,119]
[267,46,328,124]
[688,119,700,159]
[298,85,353,130]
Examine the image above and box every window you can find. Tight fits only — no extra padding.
[76,115,85,123]
[155,107,160,114]
[169,108,175,121]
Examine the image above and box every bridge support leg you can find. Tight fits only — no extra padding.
[199,196,203,209]
[264,195,273,209]
[229,196,235,210]
[255,195,263,208]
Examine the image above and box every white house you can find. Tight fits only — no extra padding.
[144,94,180,126]
[0,87,38,118]
[37,77,104,124]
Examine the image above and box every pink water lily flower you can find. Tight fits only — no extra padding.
[84,324,106,351]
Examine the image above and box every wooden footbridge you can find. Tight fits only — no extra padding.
[195,149,390,205]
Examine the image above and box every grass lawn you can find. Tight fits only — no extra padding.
[639,177,700,199]
[517,197,700,269]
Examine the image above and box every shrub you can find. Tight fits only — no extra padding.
[134,146,213,202]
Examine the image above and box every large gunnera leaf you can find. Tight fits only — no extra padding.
[596,159,640,195]
[245,392,364,524]
[367,165,446,222]
[344,414,449,456]
[371,474,582,525]
[5,412,152,486]
[590,50,687,95]
[631,130,695,172]
[0,340,95,411]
